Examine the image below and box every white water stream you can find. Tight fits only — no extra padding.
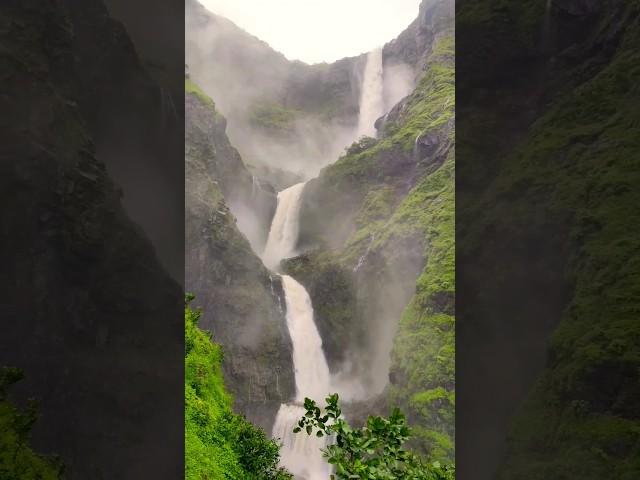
[356,47,385,138]
[262,182,306,271]
[263,183,332,479]
[263,50,387,478]
[272,276,333,480]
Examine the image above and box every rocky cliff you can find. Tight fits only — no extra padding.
[61,0,185,280]
[185,0,440,187]
[457,0,640,478]
[287,0,455,460]
[185,79,295,432]
[1,1,183,477]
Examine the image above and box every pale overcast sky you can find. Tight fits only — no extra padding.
[199,0,421,64]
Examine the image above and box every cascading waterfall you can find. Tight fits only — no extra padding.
[263,182,332,479]
[280,275,332,402]
[356,47,385,138]
[262,182,307,271]
[272,276,333,480]
[264,51,390,475]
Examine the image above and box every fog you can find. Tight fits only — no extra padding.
[186,0,364,186]
[186,0,421,408]
[199,0,421,64]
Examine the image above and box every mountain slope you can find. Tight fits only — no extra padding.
[286,1,455,460]
[457,0,640,478]
[185,78,295,432]
[185,0,440,185]
[1,2,183,477]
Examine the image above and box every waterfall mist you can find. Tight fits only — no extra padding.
[185,0,362,183]
[186,1,429,471]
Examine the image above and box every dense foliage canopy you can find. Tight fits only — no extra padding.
[294,393,455,480]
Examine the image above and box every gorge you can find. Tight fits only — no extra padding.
[185,0,455,476]
[256,37,398,479]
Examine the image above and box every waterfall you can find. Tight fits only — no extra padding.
[264,182,333,479]
[281,275,332,402]
[356,47,385,138]
[272,276,332,480]
[262,182,306,271]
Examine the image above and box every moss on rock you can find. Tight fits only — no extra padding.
[291,24,456,462]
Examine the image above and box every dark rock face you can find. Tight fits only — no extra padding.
[457,0,640,478]
[556,0,602,16]
[185,91,295,432]
[63,0,185,280]
[1,2,183,478]
[383,0,455,74]
[282,254,362,372]
[187,92,277,251]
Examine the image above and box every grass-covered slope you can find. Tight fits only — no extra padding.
[185,299,292,480]
[290,18,455,461]
[0,369,63,480]
[388,147,455,461]
[457,0,640,478]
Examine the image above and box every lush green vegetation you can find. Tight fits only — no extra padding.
[0,368,63,480]
[388,147,455,459]
[320,26,454,194]
[294,394,455,480]
[457,0,640,477]
[185,296,292,480]
[289,25,455,463]
[496,13,640,478]
[185,77,216,109]
[249,101,300,135]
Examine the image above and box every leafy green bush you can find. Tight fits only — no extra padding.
[293,394,455,480]
[185,295,292,480]
[0,368,63,480]
[345,136,378,156]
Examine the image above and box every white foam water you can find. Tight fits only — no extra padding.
[356,47,385,138]
[262,182,306,271]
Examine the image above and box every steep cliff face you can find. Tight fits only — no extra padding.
[185,0,429,186]
[1,2,183,478]
[60,0,185,280]
[457,0,640,478]
[383,0,455,73]
[289,2,455,460]
[185,0,362,184]
[185,77,277,252]
[185,81,295,432]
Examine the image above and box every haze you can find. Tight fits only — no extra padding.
[199,0,421,64]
